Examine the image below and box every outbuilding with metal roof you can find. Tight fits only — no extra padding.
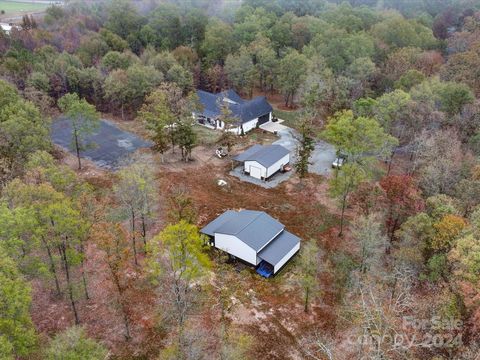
[201,209,300,277]
[233,144,290,180]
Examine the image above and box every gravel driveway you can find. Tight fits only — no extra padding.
[273,128,336,176]
[230,126,336,188]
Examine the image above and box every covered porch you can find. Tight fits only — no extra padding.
[196,114,224,129]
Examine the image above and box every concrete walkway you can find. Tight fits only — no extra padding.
[259,120,288,133]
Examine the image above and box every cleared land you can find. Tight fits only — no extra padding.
[46,124,345,358]
[0,0,49,17]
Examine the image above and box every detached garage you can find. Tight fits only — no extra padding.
[201,209,301,277]
[234,144,290,180]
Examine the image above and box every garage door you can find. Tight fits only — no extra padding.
[257,113,270,126]
[250,165,262,179]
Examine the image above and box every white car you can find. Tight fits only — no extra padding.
[332,156,346,169]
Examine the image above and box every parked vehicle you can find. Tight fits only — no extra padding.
[332,155,347,169]
[215,147,228,158]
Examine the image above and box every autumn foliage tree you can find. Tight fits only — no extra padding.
[2,180,88,324]
[431,215,468,253]
[93,222,133,340]
[295,241,322,313]
[113,161,157,264]
[350,181,385,216]
[46,326,107,360]
[380,175,424,249]
[138,90,174,160]
[0,80,50,184]
[0,247,37,359]
[329,163,367,237]
[145,221,211,357]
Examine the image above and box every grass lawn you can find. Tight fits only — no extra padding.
[272,108,301,129]
[194,125,221,146]
[0,1,49,16]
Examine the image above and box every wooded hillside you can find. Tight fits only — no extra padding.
[1,0,480,359]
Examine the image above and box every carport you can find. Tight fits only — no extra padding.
[233,144,290,180]
[256,230,301,276]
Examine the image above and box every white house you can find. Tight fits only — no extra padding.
[234,144,290,180]
[0,23,14,34]
[194,89,273,135]
[201,210,300,277]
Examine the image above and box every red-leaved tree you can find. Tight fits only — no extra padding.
[380,175,424,250]
[350,181,385,216]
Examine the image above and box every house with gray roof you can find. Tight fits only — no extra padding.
[234,144,290,180]
[194,89,273,135]
[201,210,300,277]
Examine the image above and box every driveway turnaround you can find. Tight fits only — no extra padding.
[230,126,337,188]
[51,118,151,169]
[273,128,336,176]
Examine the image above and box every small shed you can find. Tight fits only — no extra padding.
[234,144,290,180]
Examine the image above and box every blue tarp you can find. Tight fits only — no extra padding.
[256,261,274,278]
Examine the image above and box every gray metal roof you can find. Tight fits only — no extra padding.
[233,145,290,168]
[216,210,284,251]
[200,210,236,237]
[200,210,285,251]
[258,230,300,266]
[233,144,263,162]
[196,89,273,124]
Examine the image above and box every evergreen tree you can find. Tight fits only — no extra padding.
[295,115,315,178]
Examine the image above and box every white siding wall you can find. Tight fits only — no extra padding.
[198,122,215,130]
[196,115,270,135]
[243,154,290,180]
[244,160,267,179]
[274,242,300,273]
[265,154,290,178]
[214,233,257,265]
[228,118,258,135]
[242,118,258,133]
